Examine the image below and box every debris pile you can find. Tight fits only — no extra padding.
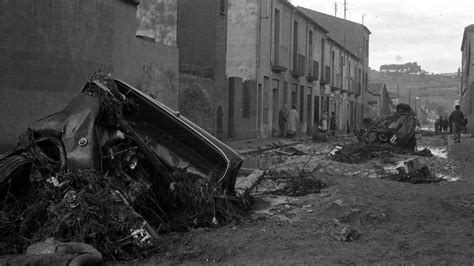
[272,170,326,197]
[0,72,248,261]
[330,143,396,164]
[382,166,442,184]
[0,167,249,260]
[330,143,432,164]
[328,219,361,242]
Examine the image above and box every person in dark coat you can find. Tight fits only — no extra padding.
[442,116,449,132]
[329,111,337,136]
[278,105,289,137]
[434,117,441,133]
[449,105,464,143]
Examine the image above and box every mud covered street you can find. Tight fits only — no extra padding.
[132,134,474,265]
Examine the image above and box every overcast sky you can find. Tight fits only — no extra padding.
[292,0,474,73]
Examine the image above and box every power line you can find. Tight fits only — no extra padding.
[349,4,467,26]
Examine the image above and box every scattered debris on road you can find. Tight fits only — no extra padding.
[327,218,361,242]
[383,165,441,183]
[330,142,431,164]
[272,170,326,197]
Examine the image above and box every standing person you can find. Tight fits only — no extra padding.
[435,116,442,133]
[320,111,328,133]
[443,116,450,132]
[287,105,299,138]
[449,105,464,143]
[329,111,337,136]
[441,116,447,132]
[278,105,289,137]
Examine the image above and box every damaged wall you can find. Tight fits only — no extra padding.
[0,0,115,147]
[136,0,177,47]
[0,0,179,146]
[177,0,230,139]
[225,0,259,81]
[112,1,178,109]
[179,74,214,134]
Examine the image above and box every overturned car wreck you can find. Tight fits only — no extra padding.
[0,72,246,260]
[356,103,417,150]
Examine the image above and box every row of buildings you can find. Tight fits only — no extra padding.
[178,0,371,139]
[0,0,372,146]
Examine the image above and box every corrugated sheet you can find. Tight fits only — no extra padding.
[0,155,32,184]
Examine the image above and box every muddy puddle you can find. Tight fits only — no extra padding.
[418,146,448,159]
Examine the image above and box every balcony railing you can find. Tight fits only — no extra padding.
[356,83,362,96]
[349,78,355,95]
[292,54,306,77]
[272,45,289,73]
[332,73,341,90]
[307,60,319,82]
[320,66,331,84]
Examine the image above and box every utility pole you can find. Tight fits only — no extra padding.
[415,96,418,117]
[334,2,338,17]
[408,89,411,106]
[362,14,366,25]
[344,0,347,20]
[397,82,400,100]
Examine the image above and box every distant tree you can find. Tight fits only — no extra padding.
[457,67,461,77]
[380,62,423,74]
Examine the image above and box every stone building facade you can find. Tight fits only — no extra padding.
[0,0,179,146]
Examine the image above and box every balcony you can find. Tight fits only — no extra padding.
[307,60,319,82]
[320,66,331,84]
[331,73,341,91]
[291,54,306,77]
[356,83,362,96]
[348,78,355,96]
[272,45,288,73]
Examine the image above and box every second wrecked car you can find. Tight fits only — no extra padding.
[356,103,417,150]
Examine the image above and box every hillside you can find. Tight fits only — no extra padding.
[369,69,461,118]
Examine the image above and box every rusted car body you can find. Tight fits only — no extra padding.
[1,73,242,200]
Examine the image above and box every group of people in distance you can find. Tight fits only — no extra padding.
[434,105,467,143]
[278,104,468,144]
[278,105,336,139]
[434,116,450,133]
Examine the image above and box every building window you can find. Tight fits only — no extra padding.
[321,38,325,78]
[300,86,304,121]
[283,81,288,105]
[364,72,368,90]
[365,37,369,58]
[308,30,313,75]
[308,30,313,59]
[291,84,297,108]
[220,0,226,15]
[242,82,250,118]
[331,51,335,86]
[274,8,280,65]
[293,21,299,71]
